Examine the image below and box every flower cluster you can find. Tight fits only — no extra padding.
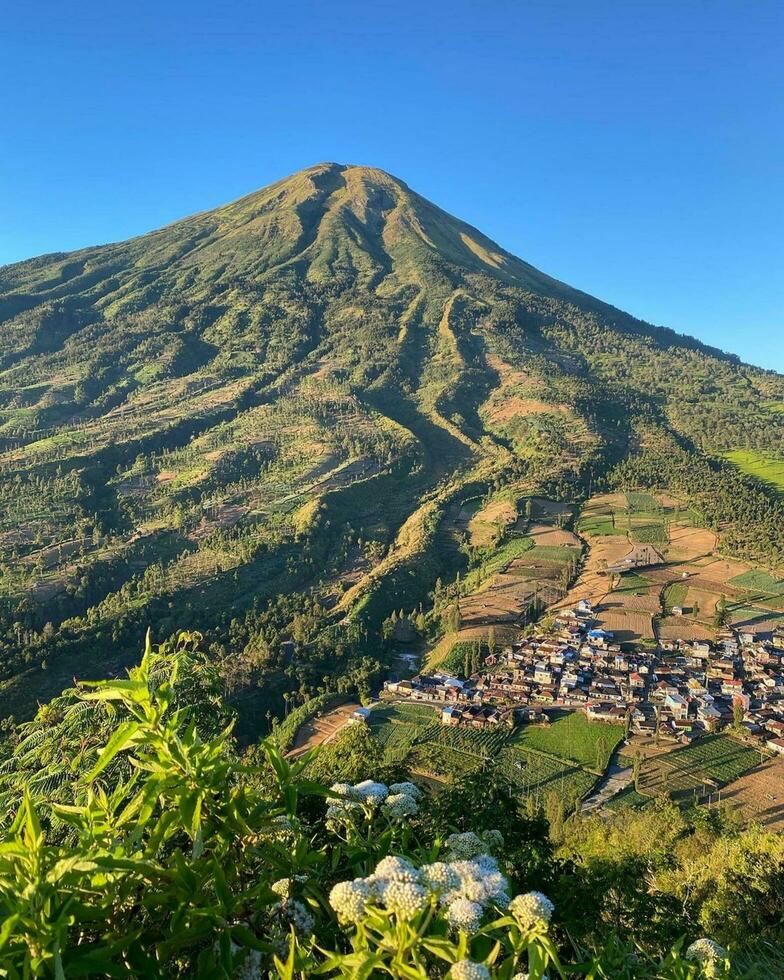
[329,844,514,934]
[685,938,728,977]
[449,960,491,980]
[444,829,504,859]
[508,891,555,932]
[326,779,421,831]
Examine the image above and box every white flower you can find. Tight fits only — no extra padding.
[494,891,511,910]
[234,947,263,980]
[389,781,422,799]
[270,878,291,898]
[686,938,727,976]
[509,891,555,931]
[278,898,314,935]
[374,855,420,882]
[450,960,491,980]
[420,861,459,895]
[329,782,353,797]
[353,779,388,803]
[445,831,485,859]
[471,854,500,875]
[379,879,428,919]
[383,792,419,818]
[481,829,504,850]
[329,879,371,924]
[445,897,483,932]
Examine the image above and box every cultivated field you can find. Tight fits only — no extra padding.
[368,703,610,808]
[635,734,763,802]
[511,711,625,772]
[719,758,784,831]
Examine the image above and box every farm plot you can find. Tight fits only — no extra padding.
[637,735,762,801]
[412,743,483,777]
[496,746,597,808]
[719,758,784,831]
[511,711,625,771]
[416,723,510,758]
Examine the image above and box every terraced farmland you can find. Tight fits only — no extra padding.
[510,711,625,772]
[369,703,604,807]
[637,735,763,801]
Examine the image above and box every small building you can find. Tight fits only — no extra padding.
[766,737,784,756]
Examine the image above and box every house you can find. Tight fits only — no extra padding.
[766,737,784,756]
[441,705,462,725]
[664,692,689,721]
[350,706,371,724]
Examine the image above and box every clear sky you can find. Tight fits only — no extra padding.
[2,1,782,370]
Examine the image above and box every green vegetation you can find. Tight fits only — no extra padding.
[615,572,651,593]
[724,449,784,495]
[729,569,784,596]
[510,712,625,771]
[663,581,688,612]
[0,637,780,975]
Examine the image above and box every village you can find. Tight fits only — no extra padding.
[383,597,784,757]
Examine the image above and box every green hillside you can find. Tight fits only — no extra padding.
[1,162,784,717]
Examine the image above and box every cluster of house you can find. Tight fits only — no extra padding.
[383,601,784,751]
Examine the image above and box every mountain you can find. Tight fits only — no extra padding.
[1,162,783,718]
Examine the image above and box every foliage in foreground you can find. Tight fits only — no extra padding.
[0,635,767,978]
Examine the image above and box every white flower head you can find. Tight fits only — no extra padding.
[481,829,504,850]
[374,855,420,883]
[353,779,388,803]
[270,878,291,898]
[444,897,483,932]
[420,861,460,895]
[329,782,353,798]
[450,960,491,980]
[445,831,485,859]
[389,781,422,799]
[277,897,314,935]
[686,938,728,976]
[509,891,555,931]
[384,792,419,818]
[471,854,500,875]
[379,879,428,919]
[329,879,371,924]
[234,947,264,980]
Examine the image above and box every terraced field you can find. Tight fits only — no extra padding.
[511,711,626,772]
[636,735,763,801]
[369,703,606,807]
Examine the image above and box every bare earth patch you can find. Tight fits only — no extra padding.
[720,759,784,831]
[287,702,361,759]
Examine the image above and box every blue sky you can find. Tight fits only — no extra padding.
[2,0,782,370]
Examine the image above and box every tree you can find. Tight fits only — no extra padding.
[733,698,745,730]
[714,594,730,628]
[632,750,643,793]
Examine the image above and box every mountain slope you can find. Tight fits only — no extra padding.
[0,161,783,716]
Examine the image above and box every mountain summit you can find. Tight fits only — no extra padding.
[0,164,783,713]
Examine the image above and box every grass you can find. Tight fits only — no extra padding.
[638,735,762,800]
[626,491,660,513]
[630,522,668,544]
[510,711,625,772]
[724,450,784,495]
[614,572,651,594]
[496,745,596,807]
[663,581,688,612]
[577,513,616,537]
[604,786,651,811]
[729,570,784,596]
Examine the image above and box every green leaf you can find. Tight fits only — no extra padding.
[86,721,140,780]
